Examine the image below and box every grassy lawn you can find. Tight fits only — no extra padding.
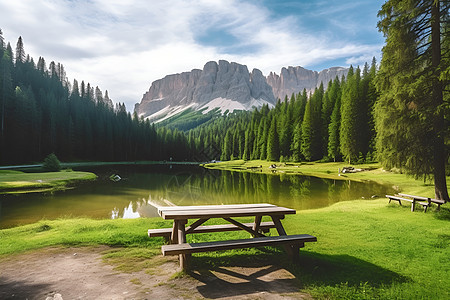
[0,169,97,194]
[0,161,448,299]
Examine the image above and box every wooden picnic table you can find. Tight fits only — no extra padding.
[149,203,317,270]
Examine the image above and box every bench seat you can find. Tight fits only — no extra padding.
[148,221,276,238]
[161,234,317,256]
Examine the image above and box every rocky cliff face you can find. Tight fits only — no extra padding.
[135,60,348,122]
[135,60,276,121]
[267,66,348,101]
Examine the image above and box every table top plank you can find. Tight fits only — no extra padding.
[159,205,296,220]
[157,203,275,214]
[397,193,430,201]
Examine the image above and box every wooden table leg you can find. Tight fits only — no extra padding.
[171,221,178,244]
[175,219,188,270]
[271,215,295,258]
[271,216,287,236]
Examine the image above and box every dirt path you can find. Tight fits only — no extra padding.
[0,247,312,299]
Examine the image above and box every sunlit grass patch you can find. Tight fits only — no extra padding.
[0,170,97,193]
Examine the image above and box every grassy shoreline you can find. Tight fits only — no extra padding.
[0,169,97,194]
[204,160,449,197]
[1,160,449,299]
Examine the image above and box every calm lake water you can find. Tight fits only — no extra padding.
[0,164,395,228]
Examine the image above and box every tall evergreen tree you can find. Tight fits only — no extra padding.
[15,36,25,65]
[221,130,232,161]
[266,117,280,161]
[328,92,342,162]
[376,0,449,200]
[0,29,5,51]
[301,97,313,161]
[340,66,361,163]
[259,118,269,160]
[291,120,302,162]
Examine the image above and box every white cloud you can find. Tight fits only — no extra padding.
[0,0,383,111]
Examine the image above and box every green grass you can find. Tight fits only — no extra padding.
[0,169,97,193]
[0,161,449,299]
[0,204,448,299]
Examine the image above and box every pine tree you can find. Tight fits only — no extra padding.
[0,29,5,51]
[340,66,360,164]
[259,118,269,160]
[266,117,279,161]
[291,120,302,162]
[376,0,449,200]
[221,130,232,161]
[310,83,324,160]
[301,97,313,161]
[15,36,25,65]
[328,93,341,162]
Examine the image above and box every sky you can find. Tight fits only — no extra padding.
[0,0,385,111]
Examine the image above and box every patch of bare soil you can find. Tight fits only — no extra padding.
[0,247,312,299]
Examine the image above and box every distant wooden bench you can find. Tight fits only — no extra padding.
[148,221,276,241]
[161,234,317,263]
[386,195,430,212]
[398,193,447,212]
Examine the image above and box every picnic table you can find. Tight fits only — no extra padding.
[148,203,317,270]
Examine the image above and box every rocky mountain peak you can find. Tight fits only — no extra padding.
[266,66,348,101]
[135,60,348,122]
[135,60,276,122]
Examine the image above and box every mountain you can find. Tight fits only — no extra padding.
[267,66,348,101]
[135,60,276,122]
[135,60,348,122]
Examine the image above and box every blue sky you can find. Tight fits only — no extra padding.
[0,0,385,111]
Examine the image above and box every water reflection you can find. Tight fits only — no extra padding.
[0,164,395,228]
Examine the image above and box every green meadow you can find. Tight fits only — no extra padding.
[0,162,448,299]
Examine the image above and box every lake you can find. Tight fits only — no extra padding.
[0,164,395,228]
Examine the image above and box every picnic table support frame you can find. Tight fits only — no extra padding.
[185,218,209,234]
[150,204,316,270]
[176,219,188,270]
[222,217,265,237]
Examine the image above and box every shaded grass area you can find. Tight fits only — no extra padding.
[0,170,97,194]
[0,201,449,299]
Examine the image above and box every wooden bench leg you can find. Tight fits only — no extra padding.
[291,244,300,263]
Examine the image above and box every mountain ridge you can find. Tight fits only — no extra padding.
[135,60,348,122]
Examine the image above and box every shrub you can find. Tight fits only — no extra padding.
[43,153,61,172]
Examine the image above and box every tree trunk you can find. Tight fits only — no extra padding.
[431,1,449,201]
